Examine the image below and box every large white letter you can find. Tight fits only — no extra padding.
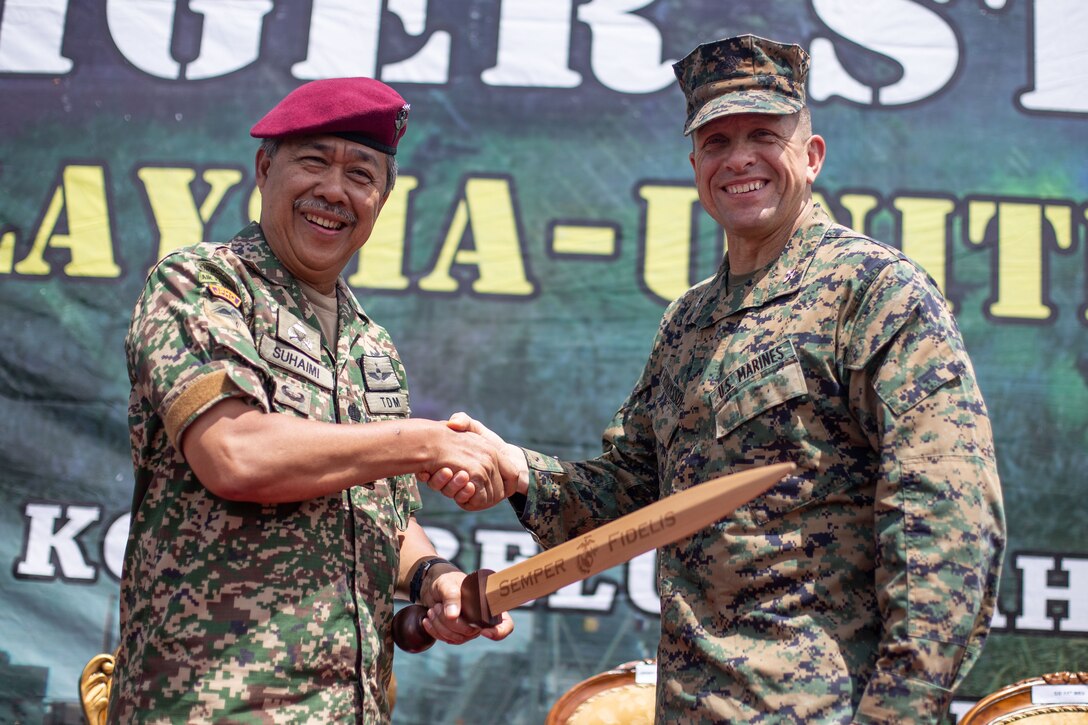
[1019,0,1088,113]
[103,512,130,580]
[108,0,271,79]
[475,529,542,608]
[185,0,272,80]
[548,577,617,612]
[16,503,99,580]
[107,0,181,79]
[1014,555,1088,633]
[627,550,660,615]
[482,0,580,87]
[293,0,381,79]
[809,0,959,105]
[382,0,450,83]
[576,0,674,93]
[0,0,72,73]
[476,528,539,572]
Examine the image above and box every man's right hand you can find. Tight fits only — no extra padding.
[421,413,528,511]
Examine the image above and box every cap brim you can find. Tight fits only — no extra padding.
[684,91,804,135]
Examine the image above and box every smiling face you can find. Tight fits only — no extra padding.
[255,135,390,293]
[689,111,825,253]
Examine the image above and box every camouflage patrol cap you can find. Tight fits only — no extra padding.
[673,34,809,135]
[250,77,410,155]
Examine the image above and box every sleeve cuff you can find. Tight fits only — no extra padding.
[520,446,564,473]
[508,491,528,518]
[853,669,954,724]
[162,364,268,448]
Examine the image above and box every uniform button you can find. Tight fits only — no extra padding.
[348,403,362,422]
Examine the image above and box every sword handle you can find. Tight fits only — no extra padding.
[392,604,434,653]
[392,569,498,653]
[460,569,498,627]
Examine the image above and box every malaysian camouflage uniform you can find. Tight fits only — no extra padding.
[518,204,1005,724]
[112,222,418,723]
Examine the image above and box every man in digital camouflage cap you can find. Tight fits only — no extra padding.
[436,34,1005,723]
[111,77,516,722]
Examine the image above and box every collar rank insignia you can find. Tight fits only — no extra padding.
[288,322,314,351]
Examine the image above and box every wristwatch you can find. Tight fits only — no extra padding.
[409,557,451,604]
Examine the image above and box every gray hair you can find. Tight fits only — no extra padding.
[258,137,398,196]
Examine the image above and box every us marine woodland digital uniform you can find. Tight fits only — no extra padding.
[446,35,1006,724]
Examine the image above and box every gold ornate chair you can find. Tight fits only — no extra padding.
[78,650,398,722]
[545,659,657,725]
[958,672,1088,724]
[78,651,116,725]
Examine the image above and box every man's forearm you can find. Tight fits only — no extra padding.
[396,518,449,601]
[182,398,502,504]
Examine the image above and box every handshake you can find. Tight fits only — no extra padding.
[418,412,530,511]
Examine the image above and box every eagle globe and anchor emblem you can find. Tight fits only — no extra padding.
[576,536,596,575]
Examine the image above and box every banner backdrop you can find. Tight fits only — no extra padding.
[2,1,1086,722]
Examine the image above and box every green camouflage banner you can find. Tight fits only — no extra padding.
[1,1,1085,722]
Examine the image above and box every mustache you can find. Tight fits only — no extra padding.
[294,199,356,225]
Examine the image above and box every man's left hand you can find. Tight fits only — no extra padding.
[420,565,514,644]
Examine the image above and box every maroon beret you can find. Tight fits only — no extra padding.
[250,77,410,155]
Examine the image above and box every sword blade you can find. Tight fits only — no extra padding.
[484,462,794,614]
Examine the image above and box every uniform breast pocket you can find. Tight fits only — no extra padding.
[259,332,332,419]
[713,357,808,439]
[357,475,414,533]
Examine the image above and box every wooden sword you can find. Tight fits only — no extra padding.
[393,461,795,652]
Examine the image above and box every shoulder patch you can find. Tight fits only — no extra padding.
[197,260,236,286]
[196,260,244,309]
[207,283,241,309]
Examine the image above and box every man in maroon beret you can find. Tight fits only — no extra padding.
[112,77,517,722]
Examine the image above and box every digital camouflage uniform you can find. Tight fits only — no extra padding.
[113,222,419,723]
[517,205,1005,724]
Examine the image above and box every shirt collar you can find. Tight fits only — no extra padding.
[687,203,832,329]
[229,221,371,325]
